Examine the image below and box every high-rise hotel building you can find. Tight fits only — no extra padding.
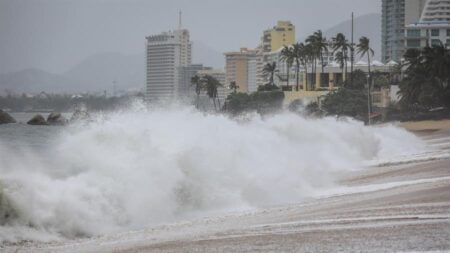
[381,0,427,63]
[145,29,192,101]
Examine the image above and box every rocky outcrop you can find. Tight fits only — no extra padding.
[27,114,48,125]
[47,112,67,126]
[0,110,16,124]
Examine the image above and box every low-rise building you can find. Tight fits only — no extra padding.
[283,61,396,107]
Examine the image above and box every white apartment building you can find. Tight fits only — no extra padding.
[405,0,450,49]
[382,0,427,63]
[146,29,192,101]
[247,54,258,92]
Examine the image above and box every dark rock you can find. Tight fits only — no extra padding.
[47,112,67,125]
[0,110,16,124]
[70,110,91,122]
[27,114,48,125]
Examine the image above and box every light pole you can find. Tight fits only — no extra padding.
[367,73,371,126]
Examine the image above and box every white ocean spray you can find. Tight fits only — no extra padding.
[0,104,425,241]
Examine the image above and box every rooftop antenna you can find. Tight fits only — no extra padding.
[178,11,182,30]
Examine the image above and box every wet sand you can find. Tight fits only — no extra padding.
[113,159,450,253]
[400,119,450,132]
[3,125,450,253]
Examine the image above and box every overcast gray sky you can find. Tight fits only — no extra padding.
[0,0,380,74]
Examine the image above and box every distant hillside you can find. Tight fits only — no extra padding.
[0,68,76,94]
[192,41,224,69]
[63,52,145,92]
[324,13,381,60]
[0,40,224,95]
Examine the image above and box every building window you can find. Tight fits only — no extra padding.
[431,39,441,47]
[407,29,420,38]
[447,39,450,48]
[447,29,450,36]
[431,29,440,36]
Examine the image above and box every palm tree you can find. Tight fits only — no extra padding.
[313,30,329,73]
[422,42,450,88]
[304,43,316,90]
[356,37,374,116]
[280,45,295,89]
[399,43,450,108]
[229,81,239,93]
[357,36,375,79]
[203,75,223,111]
[263,62,278,87]
[332,33,350,85]
[191,75,203,109]
[292,43,305,91]
[306,34,318,89]
[334,51,345,85]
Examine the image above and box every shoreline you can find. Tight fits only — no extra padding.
[2,128,449,252]
[399,119,450,132]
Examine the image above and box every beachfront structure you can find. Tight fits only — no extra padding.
[262,46,336,89]
[405,0,450,49]
[224,48,258,93]
[145,29,192,101]
[257,21,296,87]
[382,0,427,63]
[283,61,396,106]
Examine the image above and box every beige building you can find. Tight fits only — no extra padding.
[257,21,296,87]
[224,48,258,93]
[262,21,296,54]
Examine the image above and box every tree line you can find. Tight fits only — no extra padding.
[274,30,375,91]
[398,43,450,110]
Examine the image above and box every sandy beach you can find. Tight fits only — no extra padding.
[400,119,450,132]
[2,121,450,253]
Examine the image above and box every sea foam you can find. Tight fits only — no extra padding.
[0,105,425,241]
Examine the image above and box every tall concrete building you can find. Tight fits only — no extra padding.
[145,29,192,101]
[405,0,450,49]
[224,48,258,93]
[381,0,427,63]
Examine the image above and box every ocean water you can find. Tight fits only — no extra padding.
[0,106,427,242]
